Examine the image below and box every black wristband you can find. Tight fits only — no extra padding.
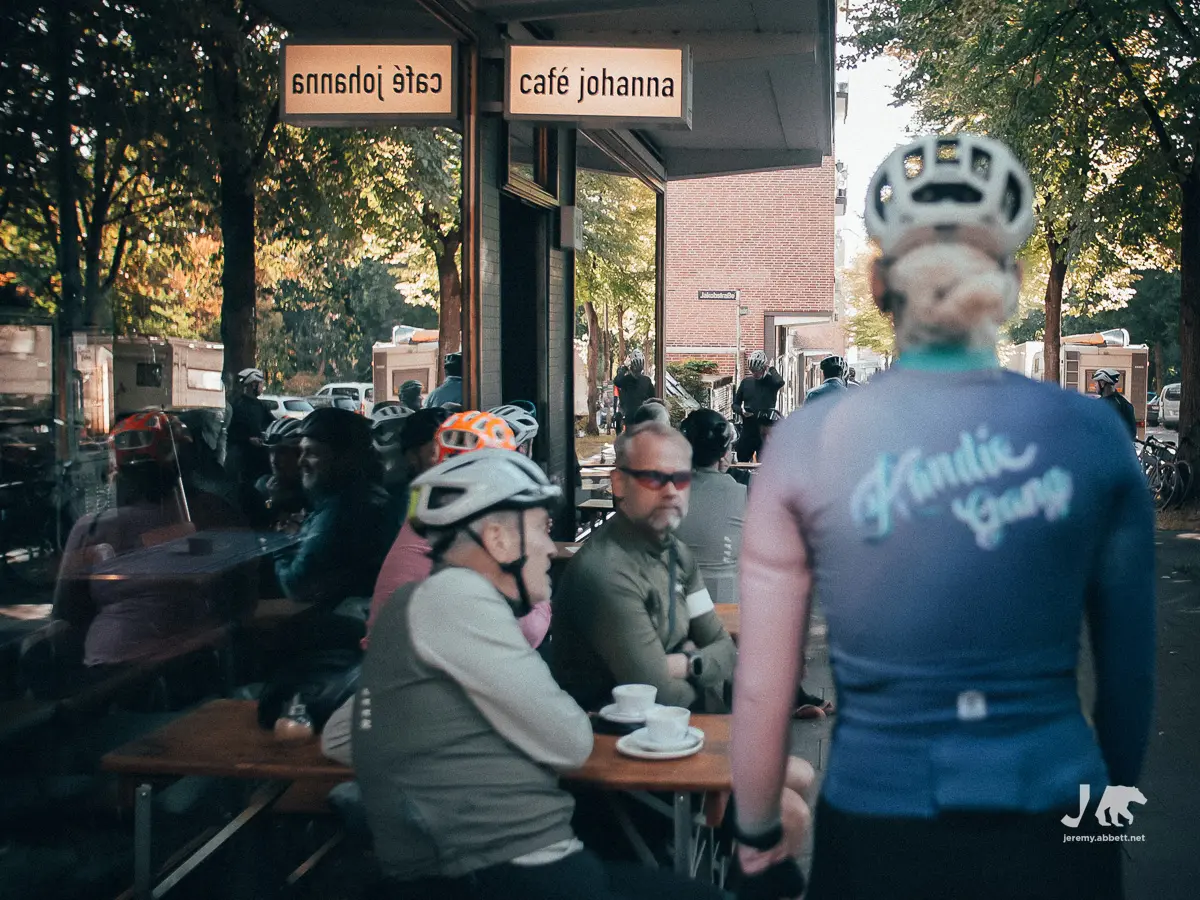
[733,819,783,851]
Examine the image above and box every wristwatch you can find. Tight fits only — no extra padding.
[733,818,784,851]
[685,651,703,679]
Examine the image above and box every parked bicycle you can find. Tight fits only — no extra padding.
[1136,436,1192,511]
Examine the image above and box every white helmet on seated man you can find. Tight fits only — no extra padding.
[409,450,561,610]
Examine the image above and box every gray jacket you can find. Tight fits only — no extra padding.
[674,468,747,604]
[353,567,593,879]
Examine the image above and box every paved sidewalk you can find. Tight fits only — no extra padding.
[786,534,1200,897]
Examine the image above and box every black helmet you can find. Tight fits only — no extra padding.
[400,407,450,453]
[399,379,423,398]
[820,355,846,379]
[444,352,463,377]
[680,409,736,468]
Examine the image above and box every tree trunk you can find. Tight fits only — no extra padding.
[1177,175,1200,481]
[211,44,257,378]
[584,301,600,435]
[616,303,627,366]
[1154,341,1165,396]
[1043,230,1067,385]
[434,231,462,384]
[51,0,82,333]
[218,155,257,376]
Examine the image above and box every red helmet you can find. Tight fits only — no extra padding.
[109,411,179,468]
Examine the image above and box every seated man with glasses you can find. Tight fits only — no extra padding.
[551,421,737,712]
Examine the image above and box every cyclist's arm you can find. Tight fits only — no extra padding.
[731,381,745,417]
[682,557,737,688]
[412,572,594,770]
[577,566,698,708]
[732,420,812,836]
[765,368,784,390]
[1086,455,1156,786]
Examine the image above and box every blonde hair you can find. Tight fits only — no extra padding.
[885,243,1020,351]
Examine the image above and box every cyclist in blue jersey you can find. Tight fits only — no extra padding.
[729,134,1155,900]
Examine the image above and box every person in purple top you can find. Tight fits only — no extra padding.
[730,134,1155,900]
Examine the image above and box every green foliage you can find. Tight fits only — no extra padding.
[667,359,720,404]
[845,304,896,360]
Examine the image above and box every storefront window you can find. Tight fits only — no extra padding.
[505,122,558,205]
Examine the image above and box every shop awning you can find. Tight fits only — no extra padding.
[256,0,836,179]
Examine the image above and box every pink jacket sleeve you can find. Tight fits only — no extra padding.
[731,426,814,836]
[518,601,553,649]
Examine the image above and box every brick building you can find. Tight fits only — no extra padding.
[664,158,839,390]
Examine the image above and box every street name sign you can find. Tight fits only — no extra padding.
[698,290,738,301]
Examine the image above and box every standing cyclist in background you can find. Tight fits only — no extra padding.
[732,350,784,462]
[398,379,424,413]
[613,350,655,433]
[1093,368,1137,441]
[426,352,464,409]
[804,355,848,404]
[730,134,1154,900]
[225,367,273,509]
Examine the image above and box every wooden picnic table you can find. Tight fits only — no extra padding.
[85,530,300,582]
[103,700,732,892]
[715,603,739,642]
[728,462,760,470]
[553,541,584,561]
[577,497,614,510]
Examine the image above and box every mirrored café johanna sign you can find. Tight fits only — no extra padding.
[281,42,458,125]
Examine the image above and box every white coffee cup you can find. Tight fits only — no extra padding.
[644,705,691,746]
[612,684,657,717]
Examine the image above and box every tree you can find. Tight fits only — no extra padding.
[850,0,1200,481]
[841,250,895,361]
[576,171,656,433]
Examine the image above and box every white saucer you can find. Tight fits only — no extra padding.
[599,703,659,724]
[616,727,705,760]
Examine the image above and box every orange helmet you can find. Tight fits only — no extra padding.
[435,410,517,463]
[109,410,179,468]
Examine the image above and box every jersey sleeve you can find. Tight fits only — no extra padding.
[411,572,594,770]
[732,414,814,834]
[1085,447,1156,786]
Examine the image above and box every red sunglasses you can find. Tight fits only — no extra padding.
[618,467,693,490]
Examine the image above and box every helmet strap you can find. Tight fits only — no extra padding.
[464,514,533,614]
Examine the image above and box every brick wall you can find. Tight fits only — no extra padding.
[664,158,837,376]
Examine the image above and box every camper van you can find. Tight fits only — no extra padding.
[372,325,439,404]
[1003,329,1149,438]
[113,336,225,415]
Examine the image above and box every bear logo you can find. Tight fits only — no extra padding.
[1095,786,1147,827]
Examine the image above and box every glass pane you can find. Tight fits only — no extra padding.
[284,400,313,412]
[136,363,164,388]
[186,369,223,391]
[509,121,537,185]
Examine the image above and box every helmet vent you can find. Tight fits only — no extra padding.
[1003,173,1023,223]
[874,179,894,219]
[935,139,959,163]
[911,182,983,204]
[903,152,924,180]
[971,148,992,179]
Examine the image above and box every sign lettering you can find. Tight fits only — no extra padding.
[282,43,457,124]
[698,290,738,301]
[507,44,691,126]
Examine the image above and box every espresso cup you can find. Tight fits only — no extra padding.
[612,683,657,717]
[644,705,690,746]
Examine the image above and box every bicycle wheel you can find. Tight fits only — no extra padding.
[1154,463,1181,511]
[1171,461,1192,509]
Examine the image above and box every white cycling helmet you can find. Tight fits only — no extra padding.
[865,133,1035,261]
[627,349,646,375]
[748,350,768,373]
[1092,368,1122,385]
[489,404,539,448]
[238,367,265,385]
[371,403,413,448]
[263,416,303,446]
[410,449,561,532]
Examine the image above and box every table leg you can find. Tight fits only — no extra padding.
[673,791,692,875]
[134,783,153,900]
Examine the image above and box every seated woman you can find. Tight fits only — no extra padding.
[52,413,215,671]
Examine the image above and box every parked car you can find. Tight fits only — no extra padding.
[1161,382,1181,429]
[1147,392,1159,426]
[259,394,314,421]
[313,382,374,416]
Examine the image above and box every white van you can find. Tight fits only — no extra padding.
[1161,382,1181,429]
[315,382,375,416]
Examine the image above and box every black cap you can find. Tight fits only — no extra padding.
[401,408,450,452]
[680,409,735,467]
[298,406,372,456]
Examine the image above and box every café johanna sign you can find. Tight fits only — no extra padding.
[281,42,457,125]
[506,43,692,127]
